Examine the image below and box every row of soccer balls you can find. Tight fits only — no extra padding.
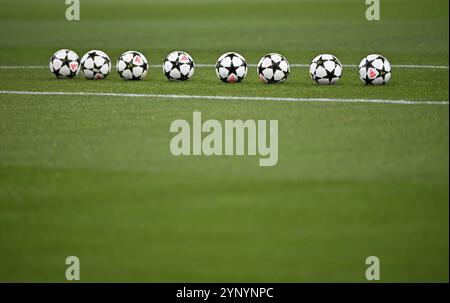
[50,49,392,85]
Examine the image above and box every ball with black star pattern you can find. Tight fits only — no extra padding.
[49,49,80,79]
[309,54,342,85]
[80,50,112,80]
[215,52,248,83]
[257,53,290,84]
[163,51,195,81]
[358,54,392,85]
[117,51,148,80]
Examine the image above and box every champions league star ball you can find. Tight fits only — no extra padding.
[359,54,392,85]
[163,51,195,81]
[257,53,290,84]
[116,51,148,80]
[309,54,342,85]
[215,52,248,83]
[80,50,112,80]
[49,49,80,79]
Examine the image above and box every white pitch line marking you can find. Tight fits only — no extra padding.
[0,66,51,69]
[0,90,448,105]
[0,64,448,69]
[165,64,450,69]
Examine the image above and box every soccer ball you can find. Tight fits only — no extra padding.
[215,52,248,83]
[359,54,392,85]
[49,49,80,79]
[257,53,290,83]
[309,54,342,85]
[163,51,195,81]
[117,51,148,80]
[80,50,112,80]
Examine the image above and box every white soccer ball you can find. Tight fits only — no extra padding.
[215,52,248,83]
[80,50,112,80]
[117,51,148,80]
[257,53,290,84]
[359,54,392,85]
[309,54,342,85]
[49,49,80,79]
[163,51,195,81]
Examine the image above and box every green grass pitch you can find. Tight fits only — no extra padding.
[0,0,448,282]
